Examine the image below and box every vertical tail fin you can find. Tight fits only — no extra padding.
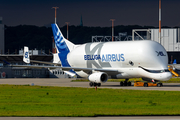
[51,24,69,53]
[51,24,71,67]
[23,46,30,63]
[173,59,177,64]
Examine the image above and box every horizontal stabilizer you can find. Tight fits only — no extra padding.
[30,60,61,66]
[10,64,120,76]
[64,71,76,77]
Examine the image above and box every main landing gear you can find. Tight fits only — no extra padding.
[120,79,132,86]
[89,82,101,87]
[157,83,163,87]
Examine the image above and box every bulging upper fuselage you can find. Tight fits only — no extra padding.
[51,23,171,82]
[67,40,172,81]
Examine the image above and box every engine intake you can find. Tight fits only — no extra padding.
[88,72,108,83]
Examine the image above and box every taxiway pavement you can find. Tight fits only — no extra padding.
[0,78,179,91]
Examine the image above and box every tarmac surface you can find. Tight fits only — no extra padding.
[0,78,180,91]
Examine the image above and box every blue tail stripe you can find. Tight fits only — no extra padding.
[58,53,71,67]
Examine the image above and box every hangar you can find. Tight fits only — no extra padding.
[132,28,180,64]
[0,51,71,78]
[92,28,180,64]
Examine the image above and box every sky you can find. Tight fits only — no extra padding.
[0,0,180,27]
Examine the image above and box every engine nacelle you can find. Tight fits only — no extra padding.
[88,72,108,83]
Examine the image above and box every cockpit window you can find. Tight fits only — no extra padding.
[139,66,170,73]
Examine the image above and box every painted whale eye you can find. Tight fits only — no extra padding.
[129,61,134,66]
[160,70,165,73]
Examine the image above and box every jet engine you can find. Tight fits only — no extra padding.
[88,72,108,83]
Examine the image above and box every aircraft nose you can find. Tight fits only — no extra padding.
[165,72,172,81]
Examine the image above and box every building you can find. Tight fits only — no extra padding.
[132,28,180,63]
[150,28,180,51]
[92,28,180,63]
[132,28,180,52]
[0,51,69,78]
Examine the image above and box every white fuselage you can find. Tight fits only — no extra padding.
[67,40,172,81]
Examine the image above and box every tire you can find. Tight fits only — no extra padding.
[157,83,162,87]
[97,83,101,87]
[128,82,131,86]
[89,82,93,87]
[120,81,124,86]
[144,83,148,87]
[94,83,97,87]
[124,81,127,86]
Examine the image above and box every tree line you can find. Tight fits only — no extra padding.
[5,24,157,54]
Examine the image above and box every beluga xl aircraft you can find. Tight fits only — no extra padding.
[13,23,172,87]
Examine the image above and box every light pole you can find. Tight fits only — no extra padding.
[52,7,59,24]
[159,0,161,44]
[110,19,115,41]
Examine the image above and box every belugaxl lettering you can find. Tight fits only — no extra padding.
[84,54,125,62]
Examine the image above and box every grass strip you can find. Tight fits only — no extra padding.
[0,85,180,116]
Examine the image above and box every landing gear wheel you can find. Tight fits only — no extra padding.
[97,83,101,87]
[89,82,94,87]
[120,81,124,86]
[124,81,127,86]
[144,83,148,87]
[127,82,131,86]
[157,83,162,87]
[94,83,97,87]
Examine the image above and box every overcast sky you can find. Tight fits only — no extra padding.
[0,0,180,27]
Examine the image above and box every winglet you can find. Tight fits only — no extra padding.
[23,46,30,63]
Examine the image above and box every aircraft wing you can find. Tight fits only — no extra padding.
[30,60,61,66]
[10,64,120,75]
[10,64,57,69]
